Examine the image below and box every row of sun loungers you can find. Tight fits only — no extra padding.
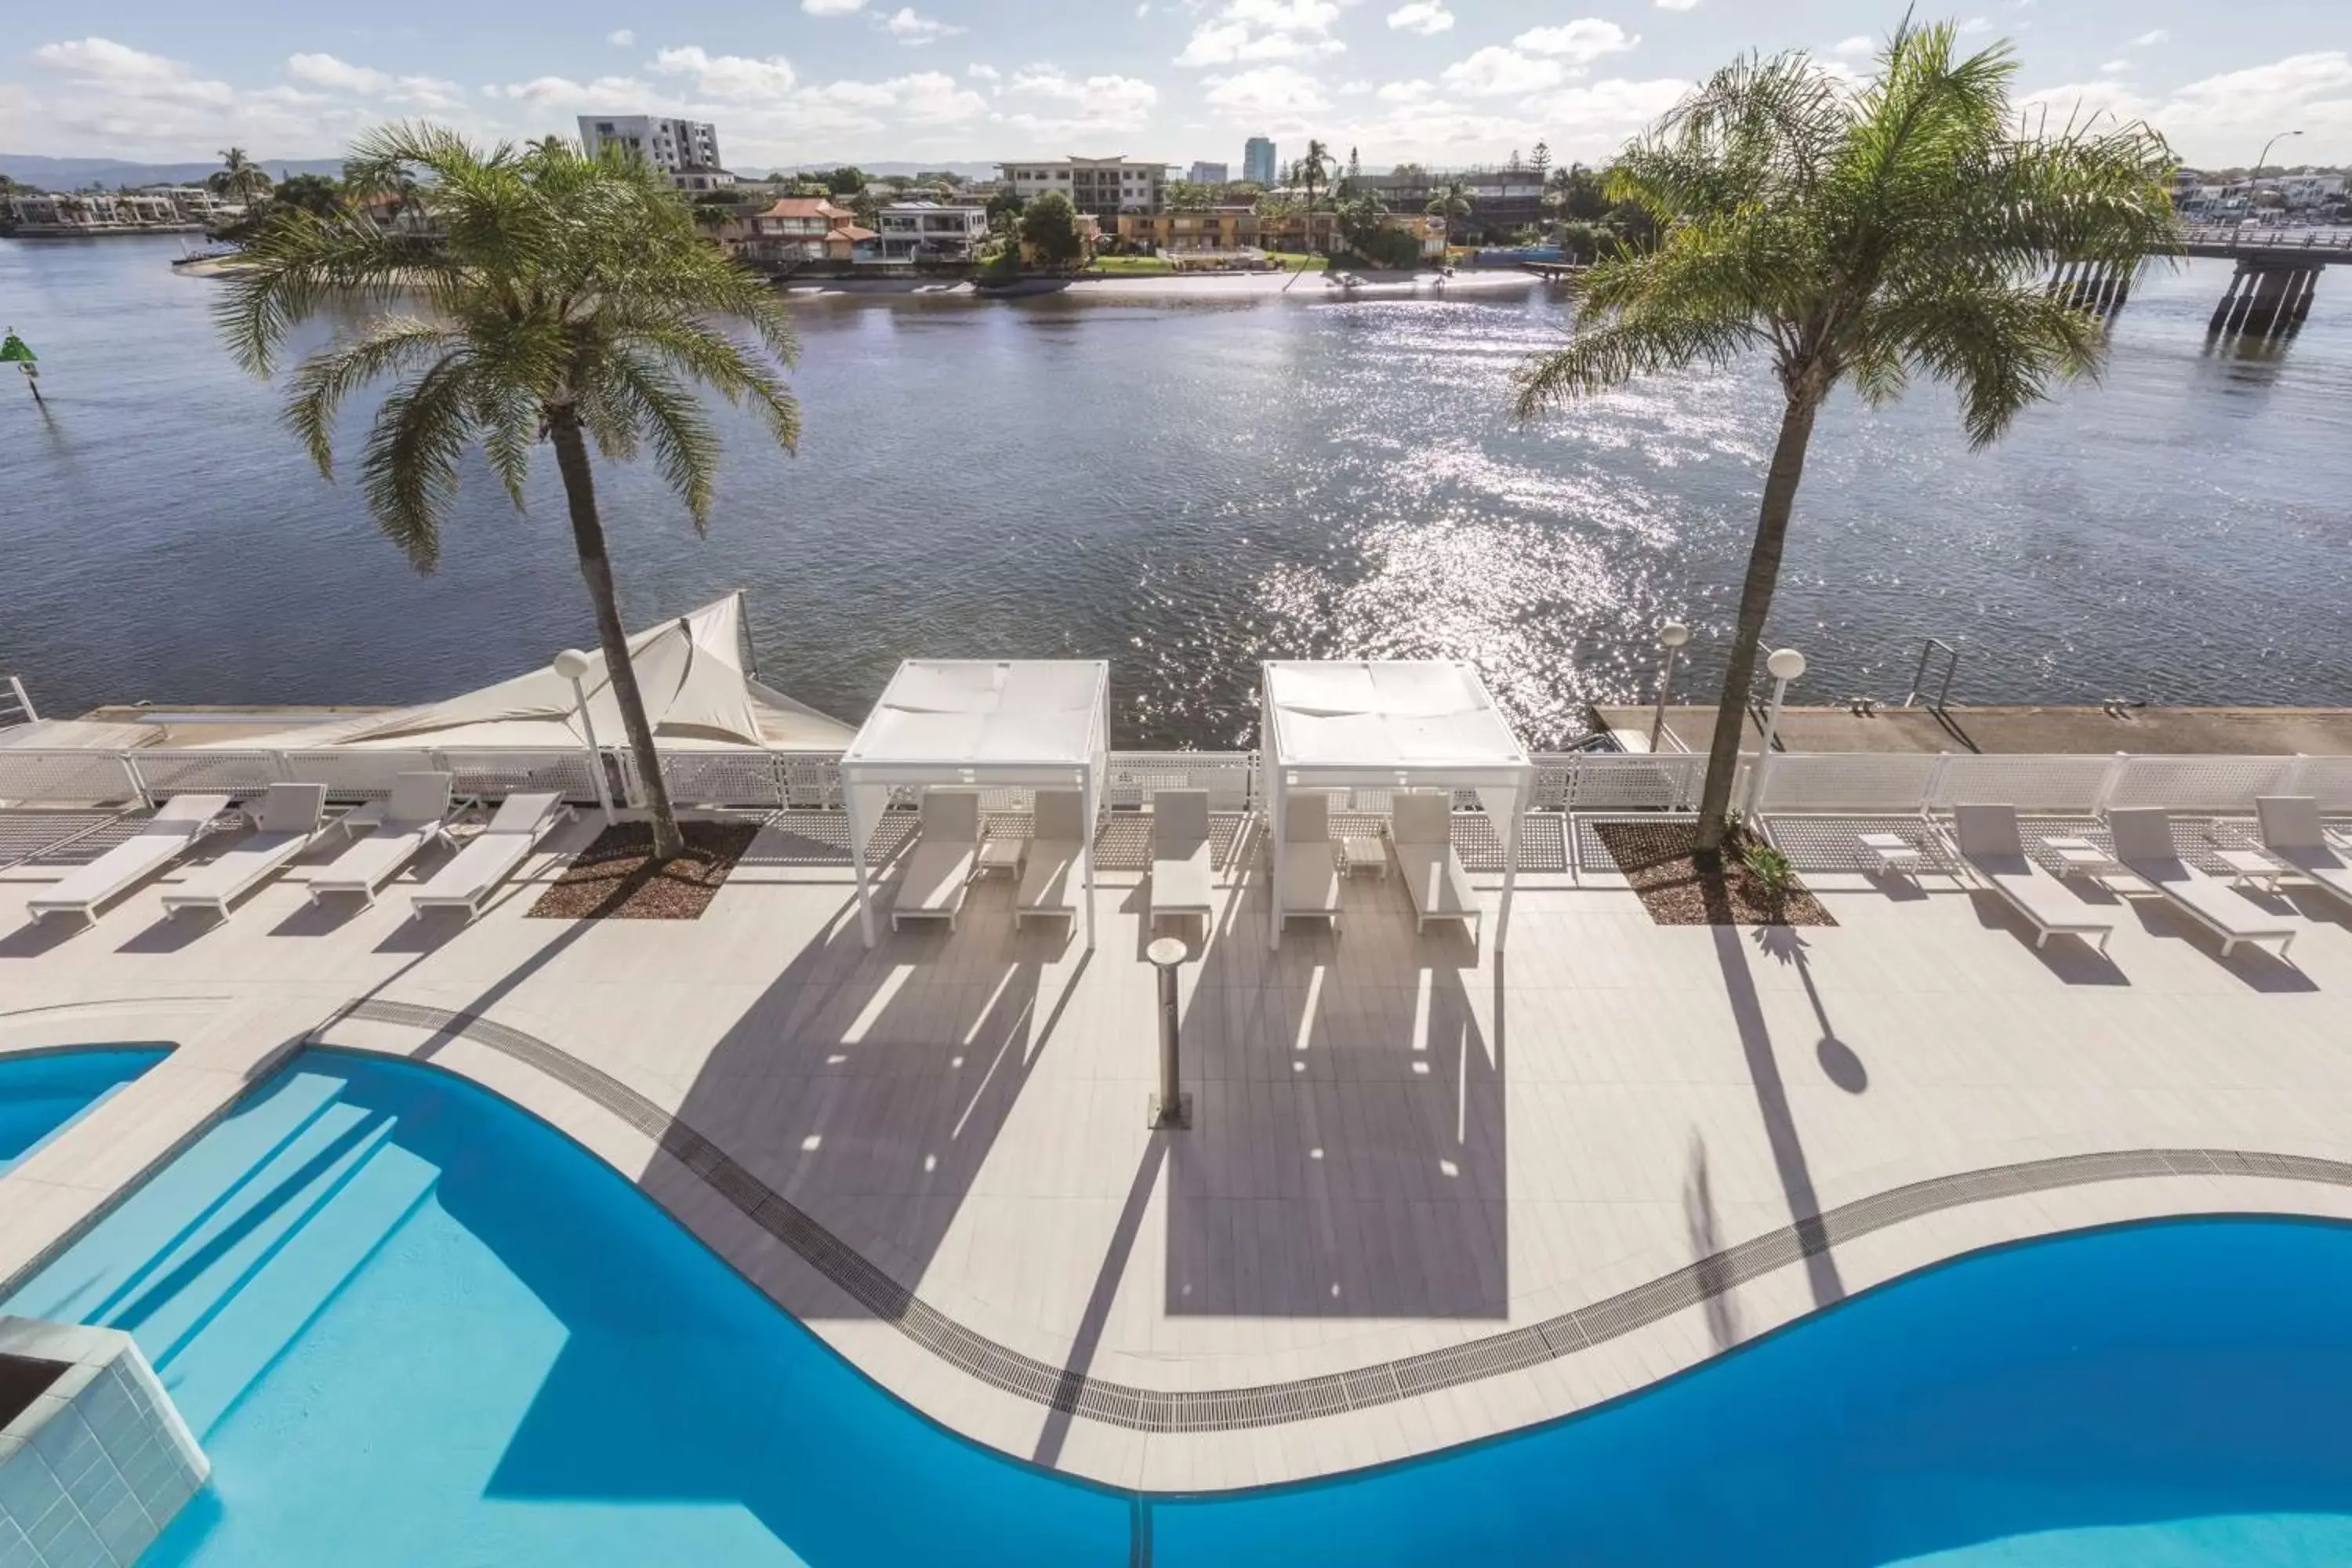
[1951,799,2352,960]
[24,774,569,927]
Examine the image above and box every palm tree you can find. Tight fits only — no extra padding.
[1425,180,1473,241]
[218,122,800,862]
[1298,140,1334,250]
[216,147,272,209]
[1515,20,2174,855]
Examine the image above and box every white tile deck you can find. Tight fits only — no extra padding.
[8,811,2352,1490]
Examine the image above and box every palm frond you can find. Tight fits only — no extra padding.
[358,352,477,572]
[281,318,454,477]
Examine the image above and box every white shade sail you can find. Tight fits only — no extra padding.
[840,659,1112,948]
[1260,659,1533,949]
[209,594,855,753]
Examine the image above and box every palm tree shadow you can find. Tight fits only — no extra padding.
[1714,924,1845,1309]
[1751,924,1866,1094]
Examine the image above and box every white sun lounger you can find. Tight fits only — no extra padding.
[1149,789,1214,932]
[160,783,339,917]
[410,791,572,919]
[1951,804,2115,954]
[1015,788,1088,929]
[2256,796,2352,914]
[2109,807,2296,960]
[309,772,457,906]
[1392,792,1479,936]
[892,789,981,931]
[1276,789,1344,932]
[26,793,234,924]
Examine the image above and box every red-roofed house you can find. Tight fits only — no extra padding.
[735,198,873,265]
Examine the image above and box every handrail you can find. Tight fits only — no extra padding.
[0,675,36,728]
[1904,638,1959,711]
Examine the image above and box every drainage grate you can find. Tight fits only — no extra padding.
[323,999,2352,1438]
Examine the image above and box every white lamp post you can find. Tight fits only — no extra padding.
[1648,620,1690,752]
[552,648,615,824]
[1745,646,1806,816]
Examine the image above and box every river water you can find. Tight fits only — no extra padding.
[2,235,2347,747]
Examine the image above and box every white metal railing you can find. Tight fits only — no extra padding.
[3,744,2351,822]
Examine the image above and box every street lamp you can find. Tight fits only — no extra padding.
[2249,130,2302,216]
[1744,646,1806,816]
[1648,621,1691,753]
[552,648,616,824]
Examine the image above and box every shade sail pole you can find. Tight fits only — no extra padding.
[1496,779,1524,952]
[848,779,877,947]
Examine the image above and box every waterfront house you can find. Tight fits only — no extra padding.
[733,197,874,266]
[3,191,209,236]
[874,201,988,262]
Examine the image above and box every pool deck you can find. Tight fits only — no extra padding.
[9,808,2352,1491]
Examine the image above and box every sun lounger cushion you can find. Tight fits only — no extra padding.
[27,793,232,920]
[310,773,456,900]
[2110,807,2295,950]
[1150,789,1213,918]
[1951,804,2114,950]
[160,786,329,913]
[412,792,567,913]
[2257,796,2352,906]
[1390,793,1476,929]
[895,790,981,926]
[1016,789,1087,924]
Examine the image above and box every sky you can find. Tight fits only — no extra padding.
[1,1,2346,173]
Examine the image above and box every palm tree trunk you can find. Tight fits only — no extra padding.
[1694,387,1820,854]
[547,412,685,861]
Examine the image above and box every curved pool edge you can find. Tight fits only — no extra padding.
[292,996,2352,1494]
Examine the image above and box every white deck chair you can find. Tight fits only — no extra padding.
[2256,796,2352,914]
[161,783,339,917]
[1149,789,1214,932]
[1391,792,1479,935]
[1951,804,2115,954]
[1015,788,1088,929]
[2109,807,2296,959]
[309,772,457,906]
[410,792,573,920]
[26,793,233,924]
[1276,789,1344,932]
[892,789,981,931]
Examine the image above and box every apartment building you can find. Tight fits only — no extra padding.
[998,158,1166,224]
[1243,137,1277,186]
[1188,162,1229,186]
[576,115,735,192]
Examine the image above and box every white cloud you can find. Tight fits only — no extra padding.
[1654,0,1697,9]
[1386,2,1454,36]
[1175,0,1345,67]
[1202,63,1329,117]
[1513,20,1639,65]
[2019,52,2352,164]
[31,38,234,106]
[883,9,965,45]
[996,66,1159,135]
[2098,59,2129,75]
[651,46,799,100]
[2130,28,2169,47]
[286,53,394,94]
[1960,16,1991,34]
[966,63,1001,80]
[1376,78,1432,103]
[1443,48,1566,98]
[487,74,651,105]
[801,0,867,14]
[1831,35,1872,57]
[605,28,634,46]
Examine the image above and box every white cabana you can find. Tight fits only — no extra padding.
[840,659,1112,949]
[1259,659,1534,950]
[210,593,855,753]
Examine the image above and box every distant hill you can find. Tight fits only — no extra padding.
[0,154,345,190]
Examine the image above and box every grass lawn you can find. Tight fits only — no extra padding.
[1088,255,1174,274]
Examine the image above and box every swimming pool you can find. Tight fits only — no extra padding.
[7,1050,2351,1566]
[0,1046,166,1178]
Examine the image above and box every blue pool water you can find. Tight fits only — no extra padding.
[8,1051,2352,1566]
[0,1047,166,1177]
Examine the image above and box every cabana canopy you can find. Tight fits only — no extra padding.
[1259,659,1533,949]
[212,594,854,753]
[840,659,1111,948]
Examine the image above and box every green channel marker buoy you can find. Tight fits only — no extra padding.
[0,329,38,405]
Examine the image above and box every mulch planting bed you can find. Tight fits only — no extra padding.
[1595,820,1836,927]
[528,820,759,920]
